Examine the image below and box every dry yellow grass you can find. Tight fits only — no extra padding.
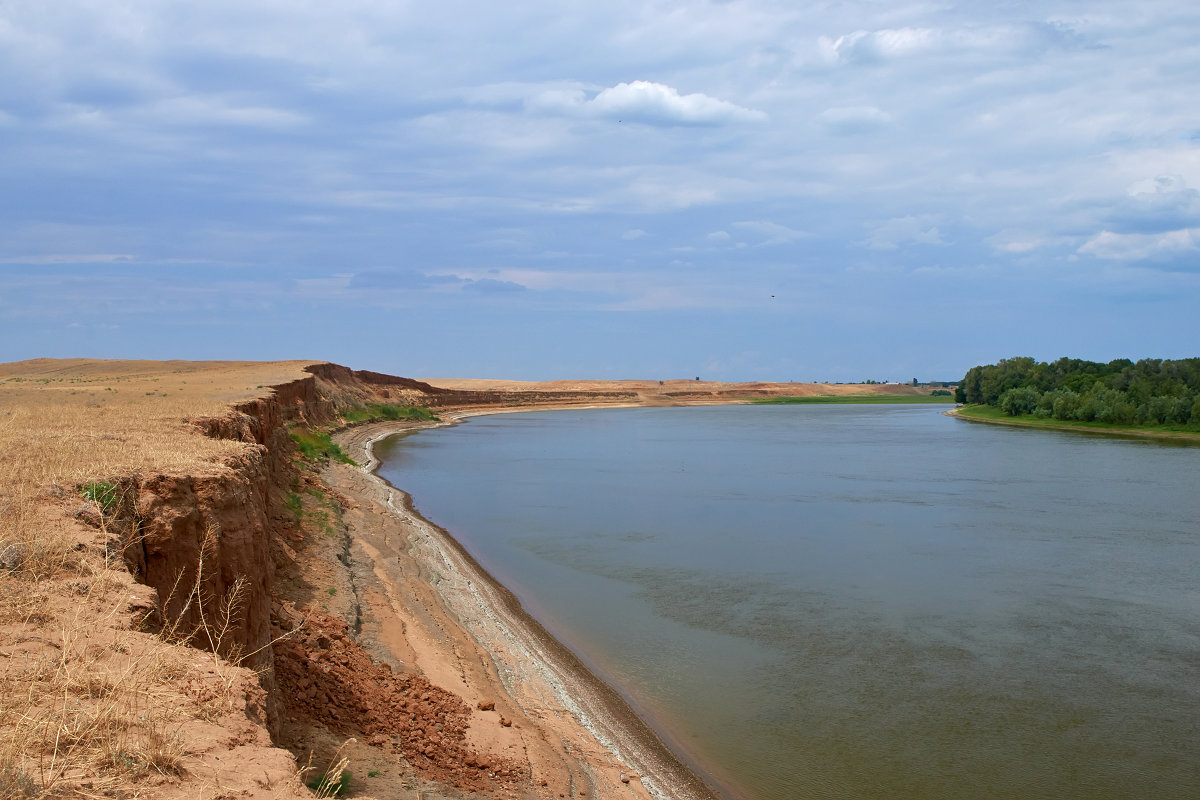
[0,359,318,491]
[0,359,320,798]
[0,588,192,794]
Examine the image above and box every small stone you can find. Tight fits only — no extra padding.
[476,700,496,711]
[499,717,512,727]
[0,544,25,571]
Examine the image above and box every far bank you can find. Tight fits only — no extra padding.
[947,405,1200,443]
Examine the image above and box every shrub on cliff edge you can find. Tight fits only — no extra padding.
[342,403,439,424]
[290,430,356,466]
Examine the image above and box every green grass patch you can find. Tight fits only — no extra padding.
[754,394,956,405]
[284,492,303,521]
[80,481,120,512]
[954,405,1200,440]
[342,403,439,424]
[290,429,357,465]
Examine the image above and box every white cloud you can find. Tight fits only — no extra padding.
[524,87,589,113]
[1101,175,1200,234]
[707,230,730,241]
[529,80,765,126]
[867,216,945,250]
[822,27,940,63]
[622,229,648,240]
[1077,228,1200,261]
[819,22,1083,65]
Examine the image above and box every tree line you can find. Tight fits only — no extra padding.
[955,357,1200,427]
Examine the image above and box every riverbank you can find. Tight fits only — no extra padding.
[946,405,1200,443]
[327,415,724,800]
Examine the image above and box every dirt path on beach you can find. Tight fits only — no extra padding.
[324,420,721,800]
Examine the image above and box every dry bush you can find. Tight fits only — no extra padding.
[299,738,355,799]
[158,524,253,677]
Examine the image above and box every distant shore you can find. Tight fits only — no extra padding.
[946,405,1200,443]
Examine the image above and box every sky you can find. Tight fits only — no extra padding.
[1,1,1198,382]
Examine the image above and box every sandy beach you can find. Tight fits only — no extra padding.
[327,416,724,800]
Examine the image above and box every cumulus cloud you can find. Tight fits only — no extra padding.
[528,80,765,126]
[622,228,648,240]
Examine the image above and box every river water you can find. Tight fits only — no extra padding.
[374,405,1200,800]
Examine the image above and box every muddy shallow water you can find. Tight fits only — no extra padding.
[377,405,1200,800]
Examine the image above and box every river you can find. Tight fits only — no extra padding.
[374,404,1200,800]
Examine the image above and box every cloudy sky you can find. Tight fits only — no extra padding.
[2,1,1198,381]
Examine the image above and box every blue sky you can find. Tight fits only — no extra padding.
[1,1,1198,381]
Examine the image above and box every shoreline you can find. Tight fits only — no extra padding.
[945,406,1200,443]
[332,411,728,800]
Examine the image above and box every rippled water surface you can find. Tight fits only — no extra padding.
[375,405,1200,800]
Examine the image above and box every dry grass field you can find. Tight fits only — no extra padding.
[0,359,316,798]
[0,359,317,490]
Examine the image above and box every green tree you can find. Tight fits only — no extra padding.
[999,386,1039,416]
